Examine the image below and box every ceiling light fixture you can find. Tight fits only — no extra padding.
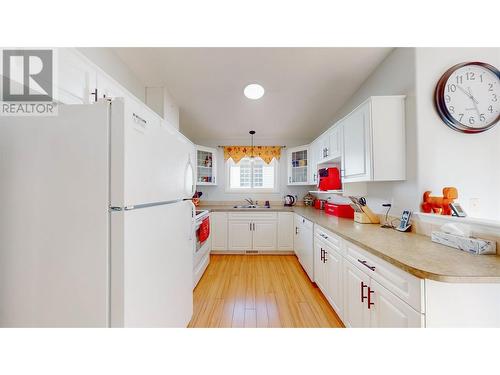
[244,84,265,100]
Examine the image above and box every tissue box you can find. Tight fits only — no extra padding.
[431,231,496,255]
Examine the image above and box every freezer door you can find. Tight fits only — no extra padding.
[0,103,110,327]
[110,98,194,207]
[110,200,194,327]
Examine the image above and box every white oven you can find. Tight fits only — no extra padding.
[193,210,210,288]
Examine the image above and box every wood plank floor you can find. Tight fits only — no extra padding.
[188,254,344,328]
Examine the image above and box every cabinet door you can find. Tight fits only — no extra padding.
[328,125,342,160]
[277,213,294,250]
[343,260,371,328]
[196,146,217,185]
[317,134,329,163]
[326,248,343,318]
[293,214,301,256]
[342,102,372,182]
[287,146,309,185]
[309,140,320,185]
[227,221,253,251]
[314,241,327,293]
[253,221,277,251]
[210,213,228,251]
[96,72,128,101]
[369,279,423,328]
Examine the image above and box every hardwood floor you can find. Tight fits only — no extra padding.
[188,254,344,328]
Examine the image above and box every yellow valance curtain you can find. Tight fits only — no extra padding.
[223,146,281,164]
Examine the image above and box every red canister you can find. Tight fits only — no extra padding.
[325,203,354,219]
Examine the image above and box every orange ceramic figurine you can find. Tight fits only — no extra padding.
[421,187,458,215]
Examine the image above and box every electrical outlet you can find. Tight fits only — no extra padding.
[469,198,480,215]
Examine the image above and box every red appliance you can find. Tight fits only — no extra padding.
[325,203,354,219]
[314,199,326,210]
[318,167,342,191]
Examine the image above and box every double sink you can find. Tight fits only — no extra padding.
[232,205,269,209]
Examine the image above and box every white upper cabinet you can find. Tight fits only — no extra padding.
[57,49,97,104]
[341,96,406,183]
[328,125,343,160]
[308,138,320,185]
[195,146,217,186]
[287,145,311,185]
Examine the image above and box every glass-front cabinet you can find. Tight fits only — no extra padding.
[196,145,217,186]
[287,145,311,185]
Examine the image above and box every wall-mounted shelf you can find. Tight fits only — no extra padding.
[309,190,344,195]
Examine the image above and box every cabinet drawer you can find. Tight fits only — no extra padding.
[227,212,278,221]
[345,241,423,313]
[314,225,344,255]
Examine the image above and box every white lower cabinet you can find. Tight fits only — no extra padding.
[225,213,278,252]
[294,214,314,281]
[210,212,228,251]
[227,220,253,251]
[253,221,278,251]
[369,279,423,328]
[315,224,424,328]
[343,259,371,327]
[277,212,294,250]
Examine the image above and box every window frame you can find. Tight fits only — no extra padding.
[224,157,280,193]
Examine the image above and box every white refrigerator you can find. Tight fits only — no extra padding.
[0,98,196,327]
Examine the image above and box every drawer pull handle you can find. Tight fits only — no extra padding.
[367,287,375,309]
[361,281,368,302]
[357,259,376,271]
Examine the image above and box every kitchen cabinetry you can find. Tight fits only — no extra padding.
[314,226,344,318]
[196,146,217,186]
[313,224,424,328]
[308,139,320,185]
[316,124,342,165]
[287,145,311,185]
[293,214,314,280]
[210,212,228,251]
[341,96,406,183]
[227,212,277,252]
[277,212,294,251]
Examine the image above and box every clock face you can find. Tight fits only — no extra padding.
[435,62,500,133]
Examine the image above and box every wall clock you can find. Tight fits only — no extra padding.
[435,62,500,133]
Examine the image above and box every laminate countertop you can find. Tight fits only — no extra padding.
[201,205,500,283]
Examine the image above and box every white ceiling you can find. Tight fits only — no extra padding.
[113,48,392,143]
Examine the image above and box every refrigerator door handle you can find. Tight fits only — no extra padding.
[188,200,196,241]
[185,154,196,198]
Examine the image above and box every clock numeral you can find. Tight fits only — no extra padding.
[480,114,486,122]
[449,106,455,113]
[466,72,475,81]
[447,84,457,93]
[458,113,464,122]
[488,105,493,113]
[492,94,497,102]
[445,95,451,103]
[480,74,483,83]
[489,83,494,92]
[469,116,475,125]
[456,75,463,84]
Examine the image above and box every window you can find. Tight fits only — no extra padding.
[226,157,279,192]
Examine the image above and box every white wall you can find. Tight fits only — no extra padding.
[194,139,313,203]
[415,48,500,221]
[77,48,146,102]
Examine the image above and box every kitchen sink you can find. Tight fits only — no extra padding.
[232,205,268,209]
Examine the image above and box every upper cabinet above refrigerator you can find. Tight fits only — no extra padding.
[196,145,217,186]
